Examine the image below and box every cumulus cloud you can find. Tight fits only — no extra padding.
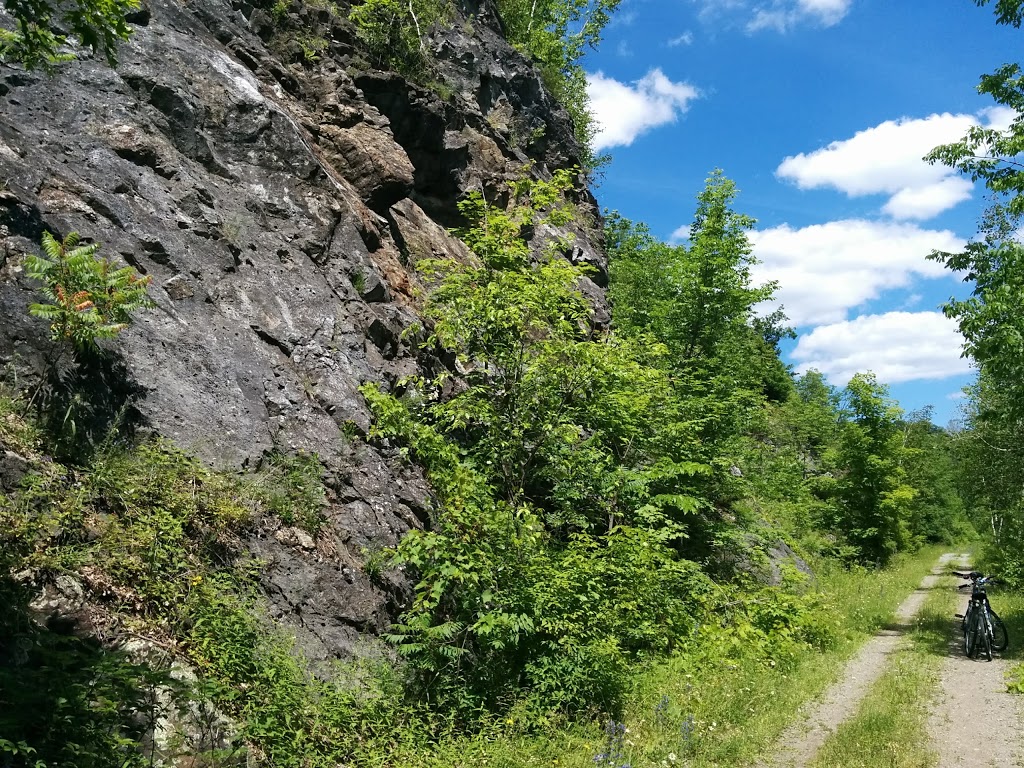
[776,111,1015,220]
[586,69,700,151]
[790,311,971,385]
[747,219,965,326]
[695,0,851,31]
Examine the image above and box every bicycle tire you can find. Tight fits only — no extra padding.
[982,613,993,661]
[965,609,980,659]
[990,610,1009,652]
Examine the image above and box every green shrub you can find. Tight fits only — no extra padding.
[25,232,153,352]
[0,0,138,71]
[12,438,251,612]
[348,0,448,77]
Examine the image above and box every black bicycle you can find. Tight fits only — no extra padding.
[953,570,1008,661]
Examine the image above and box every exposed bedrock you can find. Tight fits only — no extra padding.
[0,0,607,657]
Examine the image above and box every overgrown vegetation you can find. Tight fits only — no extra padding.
[0,0,137,70]
[0,154,976,765]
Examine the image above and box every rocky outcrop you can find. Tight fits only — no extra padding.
[0,0,605,658]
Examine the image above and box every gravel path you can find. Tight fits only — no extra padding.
[756,552,961,768]
[927,557,1024,768]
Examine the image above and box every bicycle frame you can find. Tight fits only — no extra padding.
[958,573,1005,660]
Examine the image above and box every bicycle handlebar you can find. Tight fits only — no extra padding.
[952,571,983,579]
[954,573,1001,590]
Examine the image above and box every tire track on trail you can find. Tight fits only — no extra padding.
[927,558,1024,768]
[755,552,962,768]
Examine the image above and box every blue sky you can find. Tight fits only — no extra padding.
[582,0,1021,425]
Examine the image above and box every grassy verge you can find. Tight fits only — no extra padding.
[382,545,952,767]
[990,589,1024,691]
[807,566,959,768]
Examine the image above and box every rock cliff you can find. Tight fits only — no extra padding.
[0,0,605,660]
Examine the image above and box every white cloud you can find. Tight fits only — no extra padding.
[983,105,1018,132]
[748,219,965,326]
[695,0,851,31]
[586,69,700,151]
[776,111,1015,220]
[881,177,973,220]
[668,31,694,46]
[791,311,971,385]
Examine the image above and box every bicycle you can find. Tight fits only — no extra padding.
[953,570,1008,661]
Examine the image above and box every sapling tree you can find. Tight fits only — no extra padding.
[833,373,915,563]
[25,231,153,353]
[363,171,715,715]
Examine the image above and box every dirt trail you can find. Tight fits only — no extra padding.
[756,552,962,768]
[927,557,1024,768]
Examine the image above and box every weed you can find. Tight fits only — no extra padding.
[256,451,327,535]
[296,32,328,62]
[350,267,367,295]
[594,720,630,767]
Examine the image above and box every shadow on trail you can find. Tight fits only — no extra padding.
[913,611,963,658]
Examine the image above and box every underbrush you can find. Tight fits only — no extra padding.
[0,389,957,767]
[375,545,948,767]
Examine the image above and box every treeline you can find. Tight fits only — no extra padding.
[924,1,1024,583]
[361,166,969,722]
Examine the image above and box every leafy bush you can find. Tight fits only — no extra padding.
[357,173,732,717]
[26,231,153,352]
[0,0,138,70]
[348,0,448,77]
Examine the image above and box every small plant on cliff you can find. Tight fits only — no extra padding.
[0,0,139,71]
[257,450,328,534]
[494,0,620,167]
[349,0,448,77]
[25,231,153,353]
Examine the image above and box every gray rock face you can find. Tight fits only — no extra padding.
[0,0,605,658]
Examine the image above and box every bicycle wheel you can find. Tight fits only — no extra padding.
[990,610,1009,652]
[965,609,980,658]
[982,612,993,661]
